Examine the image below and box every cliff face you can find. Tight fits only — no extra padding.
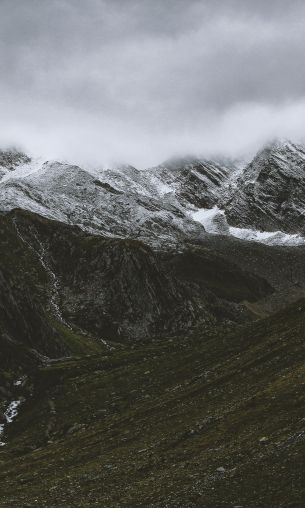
[224,140,305,233]
[0,212,63,358]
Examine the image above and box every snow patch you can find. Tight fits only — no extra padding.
[14,375,27,387]
[0,399,22,446]
[191,206,229,234]
[192,207,305,246]
[153,179,173,196]
[229,227,305,246]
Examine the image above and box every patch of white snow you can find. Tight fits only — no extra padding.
[0,157,43,183]
[229,227,305,246]
[191,206,228,234]
[0,399,22,446]
[192,207,305,246]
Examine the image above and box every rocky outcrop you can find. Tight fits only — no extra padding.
[224,140,305,234]
[0,149,30,178]
[146,156,240,208]
[0,212,68,363]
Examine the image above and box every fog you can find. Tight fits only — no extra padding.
[1,0,305,168]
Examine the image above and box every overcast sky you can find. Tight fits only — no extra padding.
[1,0,305,167]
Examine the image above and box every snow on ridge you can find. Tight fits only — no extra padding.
[229,226,305,246]
[0,157,44,183]
[192,207,305,246]
[1,144,305,249]
[148,175,173,197]
[191,206,227,234]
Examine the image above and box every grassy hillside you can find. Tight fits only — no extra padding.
[1,301,305,506]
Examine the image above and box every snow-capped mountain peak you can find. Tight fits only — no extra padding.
[1,140,305,248]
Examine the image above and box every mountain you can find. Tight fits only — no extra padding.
[1,140,305,505]
[1,142,304,249]
[0,159,205,249]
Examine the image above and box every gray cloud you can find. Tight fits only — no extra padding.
[1,0,305,167]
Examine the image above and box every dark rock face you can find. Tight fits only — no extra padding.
[224,141,305,234]
[0,213,68,368]
[56,239,204,339]
[166,246,274,304]
[8,210,216,341]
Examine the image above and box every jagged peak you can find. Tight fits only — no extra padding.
[254,138,305,158]
[0,147,31,171]
[240,138,305,185]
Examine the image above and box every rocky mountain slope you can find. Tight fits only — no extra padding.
[224,140,305,234]
[1,140,305,249]
[2,207,290,353]
[0,157,206,249]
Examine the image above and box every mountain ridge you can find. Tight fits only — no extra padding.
[1,139,305,249]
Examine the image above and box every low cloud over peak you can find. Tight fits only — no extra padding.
[1,0,305,168]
